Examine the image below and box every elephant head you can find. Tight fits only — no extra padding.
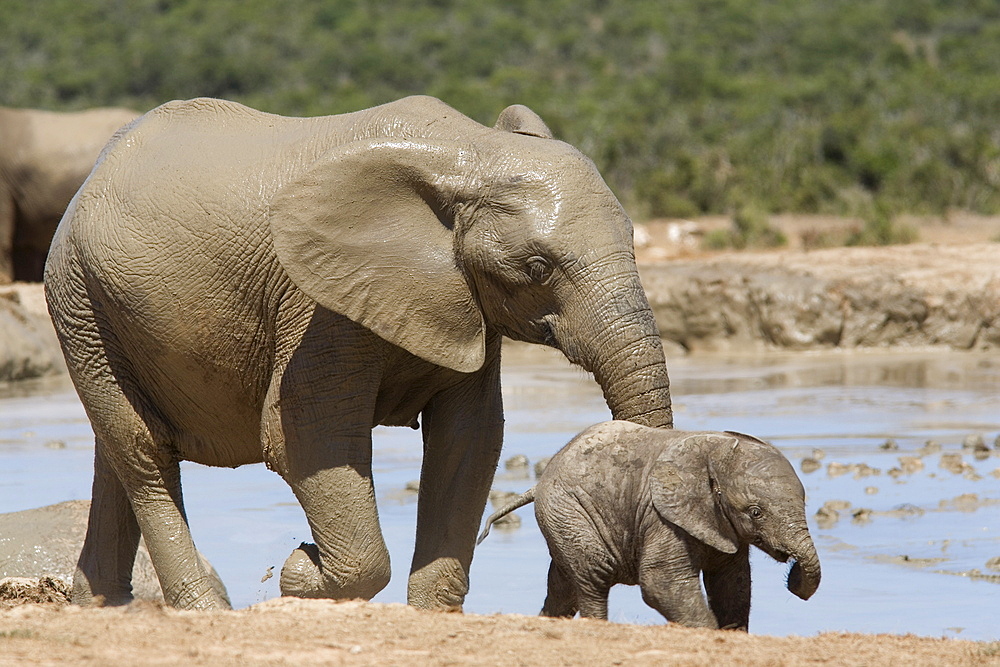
[270,99,673,428]
[650,432,821,600]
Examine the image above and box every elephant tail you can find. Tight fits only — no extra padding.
[476,487,536,545]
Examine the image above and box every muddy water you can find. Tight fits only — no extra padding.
[1,346,998,640]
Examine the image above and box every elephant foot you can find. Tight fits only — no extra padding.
[407,557,467,611]
[71,567,133,607]
[279,542,390,601]
[162,577,231,610]
[280,543,325,598]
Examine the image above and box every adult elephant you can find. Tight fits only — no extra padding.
[0,106,139,282]
[44,95,674,611]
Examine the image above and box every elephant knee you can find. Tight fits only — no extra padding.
[280,541,391,601]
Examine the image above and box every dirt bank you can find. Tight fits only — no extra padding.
[0,597,996,666]
[639,243,1000,353]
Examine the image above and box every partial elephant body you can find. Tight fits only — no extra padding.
[480,422,820,630]
[0,106,139,282]
[0,501,228,604]
[45,96,673,611]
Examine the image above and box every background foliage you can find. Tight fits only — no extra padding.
[2,0,998,221]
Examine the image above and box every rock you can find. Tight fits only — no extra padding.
[814,505,839,529]
[0,500,229,605]
[939,453,970,475]
[963,434,988,453]
[504,454,530,471]
[919,440,942,456]
[533,457,551,478]
[897,456,924,474]
[800,458,822,474]
[985,557,1000,572]
[851,463,880,479]
[941,493,981,512]
[826,462,851,478]
[880,439,899,451]
[489,489,521,508]
[851,508,873,524]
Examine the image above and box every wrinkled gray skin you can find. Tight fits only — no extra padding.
[0,106,139,282]
[44,96,673,611]
[0,501,228,604]
[479,422,820,630]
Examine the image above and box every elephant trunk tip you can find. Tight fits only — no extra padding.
[786,559,820,600]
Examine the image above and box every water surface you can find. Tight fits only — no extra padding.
[1,346,997,640]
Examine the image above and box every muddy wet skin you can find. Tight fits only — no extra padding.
[1,345,998,640]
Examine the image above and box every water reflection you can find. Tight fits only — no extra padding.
[0,345,997,640]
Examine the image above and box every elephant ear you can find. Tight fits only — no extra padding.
[493,104,554,139]
[648,434,740,554]
[269,139,485,373]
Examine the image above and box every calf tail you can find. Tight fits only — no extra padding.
[476,487,536,545]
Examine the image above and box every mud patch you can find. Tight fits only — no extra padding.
[0,576,70,606]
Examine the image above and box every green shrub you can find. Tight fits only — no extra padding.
[846,203,919,246]
[1,0,998,222]
[703,205,787,250]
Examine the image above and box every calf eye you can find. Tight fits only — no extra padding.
[749,506,763,519]
[525,256,553,284]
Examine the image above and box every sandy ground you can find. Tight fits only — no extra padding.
[1,597,997,666]
[2,213,999,665]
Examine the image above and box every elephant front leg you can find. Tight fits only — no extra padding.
[278,458,391,600]
[408,353,504,611]
[638,541,718,628]
[266,329,392,601]
[704,546,751,631]
[540,560,578,618]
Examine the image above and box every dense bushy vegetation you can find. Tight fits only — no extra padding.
[3,0,999,224]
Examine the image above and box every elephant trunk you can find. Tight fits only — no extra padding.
[586,295,673,429]
[784,529,821,600]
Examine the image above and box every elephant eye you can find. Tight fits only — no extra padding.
[525,256,553,284]
[749,506,763,520]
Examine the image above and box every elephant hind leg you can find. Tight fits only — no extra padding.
[73,367,228,609]
[73,440,141,606]
[540,560,578,618]
[0,187,13,283]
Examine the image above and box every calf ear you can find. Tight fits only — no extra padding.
[649,434,740,554]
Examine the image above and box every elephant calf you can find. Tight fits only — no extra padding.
[478,421,820,630]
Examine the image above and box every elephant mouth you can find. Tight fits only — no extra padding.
[755,541,790,564]
[534,317,558,348]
